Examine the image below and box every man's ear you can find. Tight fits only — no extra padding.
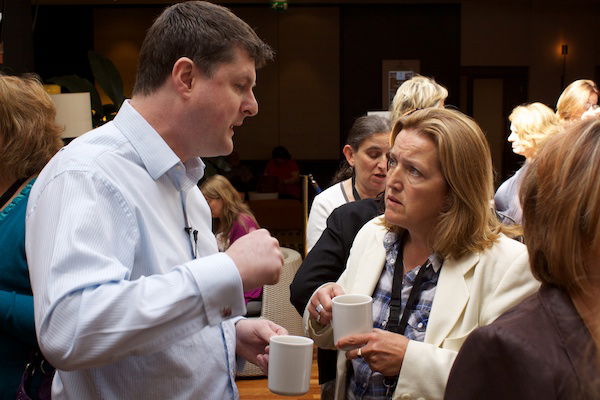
[342,144,355,166]
[171,57,195,98]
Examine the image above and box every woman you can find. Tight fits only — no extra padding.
[306,115,391,252]
[389,75,448,124]
[445,118,600,399]
[262,145,300,199]
[494,102,560,224]
[556,79,599,123]
[304,108,539,400]
[200,174,262,305]
[0,75,63,398]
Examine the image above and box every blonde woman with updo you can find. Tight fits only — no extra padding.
[556,79,599,123]
[494,102,560,225]
[389,75,448,124]
[200,175,262,306]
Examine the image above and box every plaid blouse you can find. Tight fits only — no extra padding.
[348,231,443,400]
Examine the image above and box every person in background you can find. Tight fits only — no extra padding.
[556,79,599,123]
[494,102,560,225]
[445,117,600,400]
[263,145,301,199]
[201,174,262,313]
[0,74,63,399]
[25,2,285,399]
[305,108,539,400]
[389,74,448,124]
[306,115,390,252]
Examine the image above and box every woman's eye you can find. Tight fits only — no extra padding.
[408,166,421,176]
[387,158,397,169]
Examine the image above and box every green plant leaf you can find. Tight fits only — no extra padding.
[47,74,104,120]
[88,50,126,109]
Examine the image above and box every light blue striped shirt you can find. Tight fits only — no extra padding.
[25,100,246,399]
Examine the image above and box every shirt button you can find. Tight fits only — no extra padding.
[417,322,424,329]
[221,307,232,318]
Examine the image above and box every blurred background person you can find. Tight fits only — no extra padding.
[200,175,262,315]
[304,108,538,400]
[0,74,63,399]
[445,117,600,400]
[262,145,301,199]
[556,79,599,124]
[306,115,390,253]
[389,74,448,124]
[494,102,560,225]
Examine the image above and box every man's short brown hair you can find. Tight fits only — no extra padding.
[132,1,274,96]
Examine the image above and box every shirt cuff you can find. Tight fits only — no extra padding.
[186,252,245,325]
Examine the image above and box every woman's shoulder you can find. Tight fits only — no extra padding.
[236,213,258,228]
[311,183,346,209]
[484,234,527,259]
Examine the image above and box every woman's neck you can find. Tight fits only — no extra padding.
[0,174,17,195]
[402,231,432,272]
[571,286,600,345]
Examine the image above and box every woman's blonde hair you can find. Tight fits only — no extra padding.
[200,174,258,236]
[0,74,63,180]
[509,102,561,158]
[389,75,448,125]
[388,108,504,259]
[556,79,599,122]
[520,118,600,295]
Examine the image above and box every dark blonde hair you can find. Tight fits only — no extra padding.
[389,75,448,125]
[200,174,258,237]
[520,118,600,294]
[556,79,599,122]
[0,74,63,180]
[388,108,503,259]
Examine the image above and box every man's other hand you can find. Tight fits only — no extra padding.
[235,319,288,372]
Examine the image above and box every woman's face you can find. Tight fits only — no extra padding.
[508,123,533,159]
[207,197,224,218]
[384,129,448,235]
[344,132,390,196]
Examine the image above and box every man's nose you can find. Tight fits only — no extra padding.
[243,91,258,117]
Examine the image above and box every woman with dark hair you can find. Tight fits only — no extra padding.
[306,115,391,252]
[445,118,600,400]
[0,74,63,399]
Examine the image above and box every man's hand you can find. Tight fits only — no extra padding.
[226,229,283,291]
[307,283,345,326]
[338,329,409,377]
[235,319,288,372]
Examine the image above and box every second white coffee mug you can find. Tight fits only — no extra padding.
[268,335,313,396]
[332,293,373,349]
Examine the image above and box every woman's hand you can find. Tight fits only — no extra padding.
[339,329,409,377]
[307,283,345,326]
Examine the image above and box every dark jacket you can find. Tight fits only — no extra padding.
[290,197,382,384]
[444,285,599,400]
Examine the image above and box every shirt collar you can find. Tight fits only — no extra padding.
[383,230,443,273]
[113,100,205,190]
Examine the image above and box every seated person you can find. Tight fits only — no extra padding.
[263,146,300,199]
[304,108,539,400]
[201,175,262,315]
[445,117,600,400]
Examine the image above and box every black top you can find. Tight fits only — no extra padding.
[290,197,382,384]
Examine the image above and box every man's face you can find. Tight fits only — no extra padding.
[183,47,258,159]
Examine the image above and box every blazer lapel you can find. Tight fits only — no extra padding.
[425,251,479,346]
[346,226,387,296]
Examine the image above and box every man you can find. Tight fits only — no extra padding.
[26,2,285,398]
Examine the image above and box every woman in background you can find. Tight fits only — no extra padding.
[556,79,599,123]
[0,74,63,399]
[494,102,560,224]
[306,115,391,252]
[389,74,448,124]
[200,175,262,307]
[445,118,600,400]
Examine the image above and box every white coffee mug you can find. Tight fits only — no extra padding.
[268,335,313,396]
[332,294,373,349]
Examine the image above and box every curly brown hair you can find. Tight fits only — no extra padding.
[0,74,63,180]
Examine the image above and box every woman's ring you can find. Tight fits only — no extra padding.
[315,303,324,314]
[316,314,321,323]
[357,347,362,358]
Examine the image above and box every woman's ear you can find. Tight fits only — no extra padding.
[342,144,355,166]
